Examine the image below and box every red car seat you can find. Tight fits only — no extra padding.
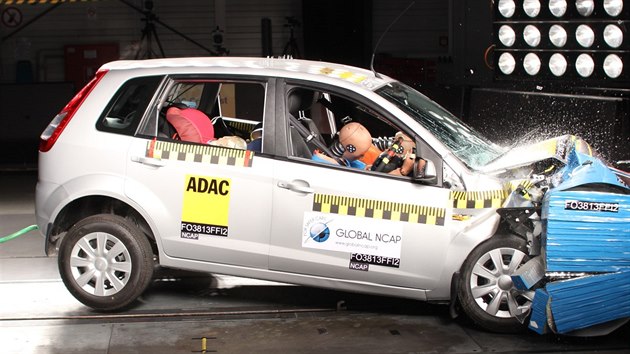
[166,107,215,144]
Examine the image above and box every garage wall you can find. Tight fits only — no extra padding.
[0,0,457,84]
[225,0,301,56]
[0,0,302,84]
[372,0,449,58]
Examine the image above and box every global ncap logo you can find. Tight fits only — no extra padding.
[308,221,330,243]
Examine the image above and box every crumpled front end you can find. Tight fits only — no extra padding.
[499,144,630,336]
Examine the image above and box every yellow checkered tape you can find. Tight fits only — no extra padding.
[146,140,253,167]
[313,193,446,226]
[450,190,508,209]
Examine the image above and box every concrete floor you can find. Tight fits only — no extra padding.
[1,170,629,354]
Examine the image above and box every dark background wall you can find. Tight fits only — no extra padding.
[0,0,627,166]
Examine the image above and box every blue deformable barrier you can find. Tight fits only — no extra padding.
[535,150,630,334]
[544,190,630,272]
[546,271,630,334]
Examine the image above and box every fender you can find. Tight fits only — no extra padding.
[38,173,168,255]
[428,209,501,300]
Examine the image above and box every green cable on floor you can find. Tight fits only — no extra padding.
[0,225,39,244]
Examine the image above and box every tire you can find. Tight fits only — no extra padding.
[457,234,535,333]
[58,214,154,311]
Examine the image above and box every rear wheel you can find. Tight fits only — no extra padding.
[458,234,535,333]
[58,214,154,311]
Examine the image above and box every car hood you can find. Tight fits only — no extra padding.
[478,135,592,175]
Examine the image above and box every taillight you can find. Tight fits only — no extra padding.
[39,69,109,152]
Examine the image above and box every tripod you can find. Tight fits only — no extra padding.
[134,2,165,59]
[282,16,301,58]
[119,0,215,59]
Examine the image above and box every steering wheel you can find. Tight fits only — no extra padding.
[371,136,405,173]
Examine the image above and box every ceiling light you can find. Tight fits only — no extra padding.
[603,54,623,78]
[498,53,516,74]
[575,53,595,77]
[549,53,568,76]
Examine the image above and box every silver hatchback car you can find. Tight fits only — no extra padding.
[36,57,630,335]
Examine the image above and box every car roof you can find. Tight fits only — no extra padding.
[100,57,393,91]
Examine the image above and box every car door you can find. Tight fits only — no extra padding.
[125,76,274,269]
[268,83,453,291]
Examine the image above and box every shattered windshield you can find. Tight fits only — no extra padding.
[377,81,504,170]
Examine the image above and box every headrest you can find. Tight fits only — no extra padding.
[166,107,215,143]
[288,89,313,115]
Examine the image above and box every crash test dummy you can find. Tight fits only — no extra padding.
[312,122,416,176]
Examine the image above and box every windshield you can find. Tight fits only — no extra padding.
[377,81,504,170]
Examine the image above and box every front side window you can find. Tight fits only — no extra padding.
[286,85,418,177]
[377,81,504,170]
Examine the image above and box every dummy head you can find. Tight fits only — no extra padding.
[338,122,372,160]
[395,131,415,156]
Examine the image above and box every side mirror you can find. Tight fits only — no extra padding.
[414,158,438,184]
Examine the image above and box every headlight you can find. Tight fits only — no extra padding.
[549,25,568,47]
[499,25,516,47]
[524,25,541,47]
[549,0,568,17]
[575,0,595,17]
[575,53,595,77]
[576,25,595,48]
[549,53,568,76]
[603,24,624,48]
[523,53,542,75]
[498,52,516,74]
[603,54,623,78]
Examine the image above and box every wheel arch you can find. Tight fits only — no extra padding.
[46,194,157,257]
[45,195,158,255]
[40,173,171,258]
[427,211,502,301]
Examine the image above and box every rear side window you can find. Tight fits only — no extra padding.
[166,80,265,123]
[144,79,266,147]
[97,76,162,135]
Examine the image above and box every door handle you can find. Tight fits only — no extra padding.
[277,180,314,194]
[131,156,167,168]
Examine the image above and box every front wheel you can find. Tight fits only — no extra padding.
[457,234,535,333]
[58,214,154,311]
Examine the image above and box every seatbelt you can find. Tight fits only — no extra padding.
[288,114,343,164]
